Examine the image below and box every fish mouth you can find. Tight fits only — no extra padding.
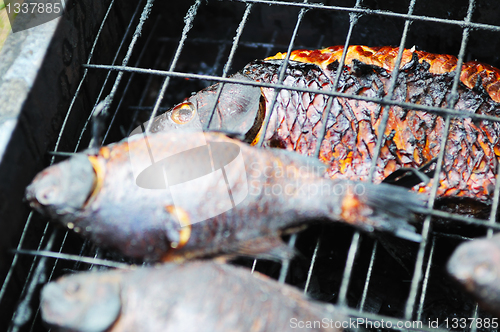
[25,187,43,211]
[25,154,100,218]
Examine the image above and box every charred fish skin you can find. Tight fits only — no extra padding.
[156,46,500,203]
[41,262,346,332]
[447,234,500,318]
[269,45,500,103]
[245,55,500,203]
[26,131,424,262]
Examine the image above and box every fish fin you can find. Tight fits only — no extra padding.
[382,167,431,188]
[382,158,436,188]
[338,181,425,242]
[231,235,296,261]
[400,51,420,72]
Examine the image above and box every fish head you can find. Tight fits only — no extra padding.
[25,154,96,221]
[148,73,265,142]
[447,237,500,300]
[41,272,122,332]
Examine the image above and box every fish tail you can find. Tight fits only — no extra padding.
[335,181,426,242]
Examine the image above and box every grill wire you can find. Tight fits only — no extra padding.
[2,0,500,331]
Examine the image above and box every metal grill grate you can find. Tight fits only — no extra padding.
[2,0,500,331]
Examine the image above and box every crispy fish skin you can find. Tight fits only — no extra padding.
[153,46,500,203]
[268,45,500,102]
[26,132,424,262]
[251,49,500,202]
[447,233,500,318]
[41,262,346,332]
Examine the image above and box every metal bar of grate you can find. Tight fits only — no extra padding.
[82,64,500,125]
[278,233,297,284]
[126,44,168,136]
[367,0,416,182]
[416,236,436,322]
[337,232,361,307]
[49,0,118,164]
[205,2,253,130]
[470,304,480,332]
[254,0,309,281]
[487,160,500,238]
[76,0,154,149]
[253,1,308,149]
[157,36,312,51]
[405,0,476,319]
[313,0,362,158]
[234,0,500,32]
[335,0,417,310]
[102,12,162,143]
[303,237,320,294]
[145,0,202,133]
[359,240,377,312]
[9,231,56,331]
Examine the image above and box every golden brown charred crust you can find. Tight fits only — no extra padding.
[267,45,500,103]
[248,47,500,202]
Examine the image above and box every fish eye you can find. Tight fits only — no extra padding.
[171,102,196,124]
[37,187,58,204]
[65,281,81,295]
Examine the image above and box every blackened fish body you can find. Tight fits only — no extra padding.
[26,131,424,262]
[41,262,346,332]
[447,233,500,317]
[150,46,500,202]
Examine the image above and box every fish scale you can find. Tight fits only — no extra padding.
[241,54,500,202]
[143,46,500,203]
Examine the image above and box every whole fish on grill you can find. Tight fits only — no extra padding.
[447,233,500,317]
[25,131,424,262]
[148,45,500,203]
[40,261,346,332]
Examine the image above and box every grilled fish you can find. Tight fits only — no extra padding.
[447,233,500,317]
[149,46,500,203]
[41,262,346,332]
[26,131,424,262]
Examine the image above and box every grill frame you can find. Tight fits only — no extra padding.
[2,0,500,331]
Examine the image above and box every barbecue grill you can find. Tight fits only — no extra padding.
[1,0,500,331]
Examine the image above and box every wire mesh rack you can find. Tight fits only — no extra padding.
[2,0,500,331]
